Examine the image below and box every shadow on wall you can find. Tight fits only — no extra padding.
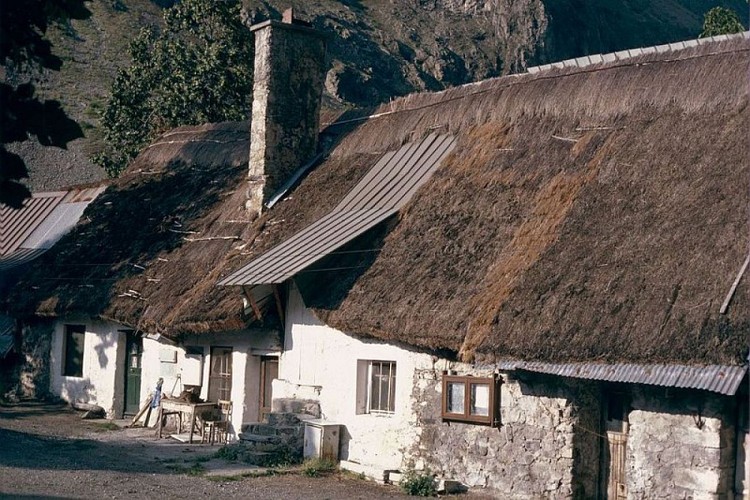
[59,377,97,406]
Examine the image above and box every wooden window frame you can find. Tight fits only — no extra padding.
[208,346,232,402]
[441,373,501,426]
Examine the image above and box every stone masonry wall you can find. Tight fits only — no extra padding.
[248,20,327,213]
[14,320,53,400]
[627,387,737,498]
[406,367,601,498]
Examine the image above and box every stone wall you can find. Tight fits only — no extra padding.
[13,320,53,400]
[247,18,327,214]
[406,367,601,498]
[626,387,737,498]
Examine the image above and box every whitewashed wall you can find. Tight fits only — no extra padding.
[275,284,436,470]
[139,330,280,438]
[49,319,127,418]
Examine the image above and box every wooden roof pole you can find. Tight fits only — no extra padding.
[242,286,263,321]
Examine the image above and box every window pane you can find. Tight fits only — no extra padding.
[447,382,465,414]
[470,383,490,416]
[369,361,396,413]
[64,326,85,377]
[209,347,232,402]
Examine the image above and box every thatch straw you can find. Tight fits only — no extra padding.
[313,38,750,365]
[11,38,750,366]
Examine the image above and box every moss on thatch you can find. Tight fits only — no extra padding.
[310,38,750,365]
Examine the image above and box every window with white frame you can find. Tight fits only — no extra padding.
[356,360,397,414]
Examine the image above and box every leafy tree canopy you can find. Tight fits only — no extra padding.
[700,6,745,37]
[95,0,254,177]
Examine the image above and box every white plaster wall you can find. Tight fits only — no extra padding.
[141,330,281,437]
[49,319,127,418]
[275,285,435,470]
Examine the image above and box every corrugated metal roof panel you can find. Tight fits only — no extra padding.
[0,315,14,358]
[0,248,47,272]
[491,361,746,395]
[21,201,91,250]
[220,133,456,286]
[0,186,104,271]
[0,192,65,255]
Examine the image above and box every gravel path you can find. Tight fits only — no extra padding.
[0,401,411,499]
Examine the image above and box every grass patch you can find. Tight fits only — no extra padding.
[167,461,206,476]
[91,421,121,432]
[214,445,241,461]
[301,458,337,477]
[400,470,436,497]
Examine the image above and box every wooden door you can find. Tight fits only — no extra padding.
[600,391,629,499]
[606,431,628,499]
[123,331,142,415]
[259,356,278,421]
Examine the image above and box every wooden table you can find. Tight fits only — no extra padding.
[156,400,217,443]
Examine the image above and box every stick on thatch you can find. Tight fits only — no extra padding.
[720,252,750,314]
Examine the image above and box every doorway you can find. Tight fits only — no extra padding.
[123,331,142,415]
[599,390,629,499]
[259,356,278,421]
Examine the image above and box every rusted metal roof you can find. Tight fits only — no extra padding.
[0,186,105,271]
[492,360,746,395]
[0,192,66,255]
[220,133,456,286]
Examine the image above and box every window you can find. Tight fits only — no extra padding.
[441,373,501,426]
[63,325,85,377]
[356,360,397,414]
[208,347,232,402]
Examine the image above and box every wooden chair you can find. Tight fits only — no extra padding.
[201,400,232,445]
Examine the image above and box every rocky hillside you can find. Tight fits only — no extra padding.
[7,0,747,190]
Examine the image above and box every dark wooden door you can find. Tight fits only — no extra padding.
[124,331,142,415]
[259,356,278,421]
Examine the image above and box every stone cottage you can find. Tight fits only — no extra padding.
[8,10,749,498]
[217,32,750,498]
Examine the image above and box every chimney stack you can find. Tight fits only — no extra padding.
[246,8,328,215]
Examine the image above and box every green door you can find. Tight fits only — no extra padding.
[124,331,142,415]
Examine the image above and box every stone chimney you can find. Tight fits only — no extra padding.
[246,8,327,215]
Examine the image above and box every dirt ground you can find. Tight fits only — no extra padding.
[0,401,422,499]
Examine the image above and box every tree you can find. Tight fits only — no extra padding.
[0,1,88,208]
[95,0,254,177]
[700,6,745,37]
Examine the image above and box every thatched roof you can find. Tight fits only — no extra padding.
[249,37,750,366]
[9,121,378,336]
[12,37,750,367]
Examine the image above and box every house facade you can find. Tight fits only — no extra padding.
[7,10,749,499]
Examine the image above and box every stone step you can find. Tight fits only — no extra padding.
[240,450,274,465]
[266,412,301,426]
[238,433,281,444]
[241,422,278,436]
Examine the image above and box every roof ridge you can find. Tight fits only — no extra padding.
[527,31,749,75]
